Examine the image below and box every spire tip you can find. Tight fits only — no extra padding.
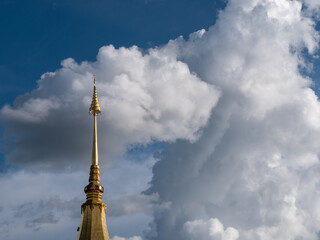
[89,75,101,115]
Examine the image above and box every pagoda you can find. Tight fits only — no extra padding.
[76,75,110,240]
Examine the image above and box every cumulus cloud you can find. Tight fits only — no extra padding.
[14,196,82,229]
[145,0,320,239]
[111,236,142,240]
[183,218,239,240]
[25,213,59,230]
[0,156,155,240]
[303,0,320,11]
[0,45,219,170]
[108,194,157,217]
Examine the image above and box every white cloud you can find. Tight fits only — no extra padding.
[111,236,142,240]
[0,45,219,170]
[145,0,320,239]
[1,98,60,123]
[0,157,155,240]
[303,0,320,11]
[183,218,239,240]
[108,194,158,217]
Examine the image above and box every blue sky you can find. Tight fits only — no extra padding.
[0,0,225,105]
[2,1,320,240]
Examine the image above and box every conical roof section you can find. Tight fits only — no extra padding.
[89,75,101,115]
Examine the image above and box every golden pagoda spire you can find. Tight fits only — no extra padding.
[89,74,101,166]
[76,75,110,240]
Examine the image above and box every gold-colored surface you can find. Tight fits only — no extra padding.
[76,76,110,240]
[77,203,109,240]
[90,75,101,166]
[89,75,101,116]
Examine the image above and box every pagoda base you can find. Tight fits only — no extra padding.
[76,202,110,240]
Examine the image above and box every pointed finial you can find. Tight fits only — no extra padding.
[89,75,101,115]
